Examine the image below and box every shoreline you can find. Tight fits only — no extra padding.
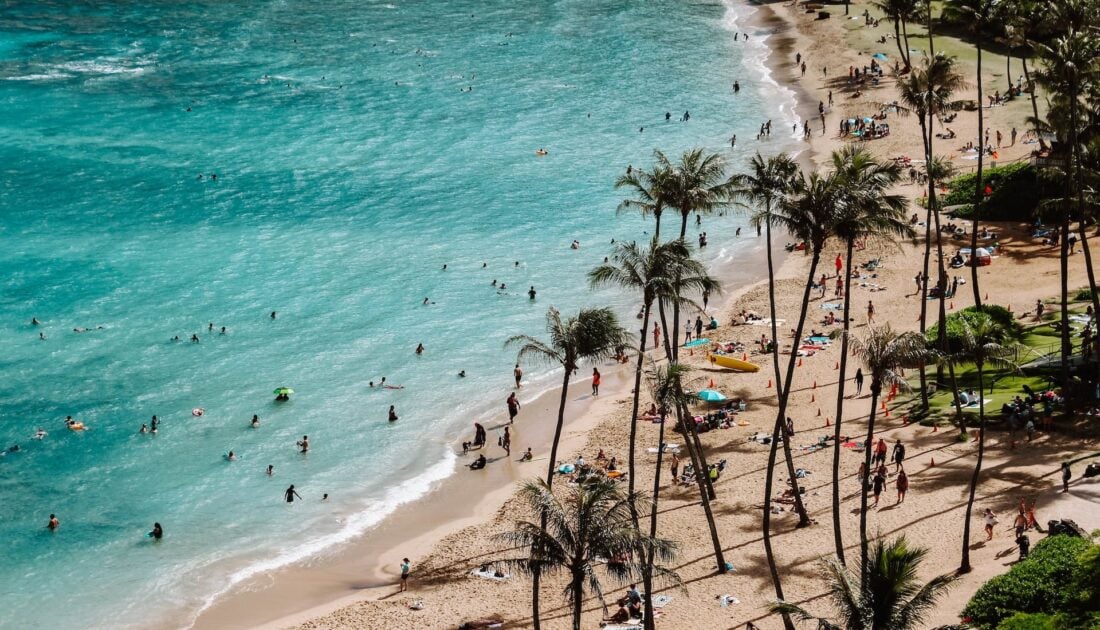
[190,3,819,628]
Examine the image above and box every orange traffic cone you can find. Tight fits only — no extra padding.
[825,416,831,426]
[929,457,936,467]
[881,401,887,411]
[813,380,817,389]
[884,409,890,418]
[811,393,816,402]
[835,361,840,370]
[743,352,748,362]
[932,423,939,433]
[798,357,803,367]
[817,408,822,416]
[709,378,715,389]
[950,301,955,310]
[766,379,772,388]
[985,292,989,301]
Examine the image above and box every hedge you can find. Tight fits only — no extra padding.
[925,305,1021,352]
[962,535,1092,628]
[941,162,1048,222]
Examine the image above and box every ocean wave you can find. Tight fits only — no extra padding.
[4,71,74,81]
[185,447,458,628]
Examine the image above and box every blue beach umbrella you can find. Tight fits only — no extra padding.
[872,52,889,61]
[697,389,727,403]
[684,338,710,348]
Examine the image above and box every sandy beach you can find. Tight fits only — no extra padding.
[194,1,1100,629]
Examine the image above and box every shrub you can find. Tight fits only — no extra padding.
[941,163,1050,222]
[996,612,1063,630]
[1075,287,1095,302]
[926,305,1021,352]
[963,535,1092,628]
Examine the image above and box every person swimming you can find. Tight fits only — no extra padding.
[48,514,59,531]
[149,522,163,540]
[388,405,399,422]
[31,317,40,326]
[34,428,46,440]
[191,334,200,343]
[271,311,277,319]
[227,451,237,461]
[415,343,424,355]
[251,414,260,428]
[266,464,274,476]
[140,423,148,434]
[458,370,466,377]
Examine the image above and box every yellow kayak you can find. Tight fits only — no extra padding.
[708,353,760,373]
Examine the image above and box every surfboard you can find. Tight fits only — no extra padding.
[707,353,760,373]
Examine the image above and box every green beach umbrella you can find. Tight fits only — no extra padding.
[273,387,294,395]
[697,389,727,403]
[683,338,710,348]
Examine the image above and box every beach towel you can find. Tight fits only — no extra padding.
[601,625,643,630]
[646,444,681,454]
[747,318,785,326]
[557,464,575,474]
[842,440,861,449]
[821,302,843,310]
[652,594,673,608]
[808,335,831,344]
[471,569,510,581]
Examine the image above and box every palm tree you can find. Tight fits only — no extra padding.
[829,146,913,566]
[641,361,693,630]
[848,326,935,588]
[1001,0,1049,150]
[588,239,717,530]
[945,0,998,311]
[943,313,1019,573]
[728,153,800,618]
[615,154,674,240]
[873,0,921,71]
[895,54,968,411]
[771,536,957,629]
[1036,28,1100,391]
[498,478,681,630]
[767,167,841,528]
[665,148,732,241]
[506,307,628,629]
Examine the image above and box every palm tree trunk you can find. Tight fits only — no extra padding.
[893,19,906,66]
[628,303,653,529]
[531,370,574,630]
[643,408,668,630]
[572,568,584,630]
[917,95,934,413]
[760,219,796,630]
[773,250,822,528]
[1020,58,1046,151]
[931,204,965,433]
[900,19,911,69]
[971,43,984,310]
[959,362,987,573]
[860,387,881,590]
[1060,208,1072,390]
[832,241,855,565]
[659,292,724,568]
[1078,222,1100,321]
[1006,52,1011,92]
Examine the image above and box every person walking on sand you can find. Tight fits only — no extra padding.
[400,558,410,591]
[896,469,908,503]
[670,452,680,482]
[867,300,875,324]
[653,322,662,350]
[1062,462,1071,492]
[854,367,864,396]
[872,469,886,506]
[892,440,906,471]
[506,392,521,423]
[984,508,998,540]
[874,438,888,467]
[591,368,601,396]
[514,363,523,388]
[501,426,511,455]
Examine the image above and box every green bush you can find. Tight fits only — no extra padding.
[926,305,1021,352]
[963,535,1092,628]
[996,612,1063,630]
[1075,287,1096,302]
[942,163,1049,222]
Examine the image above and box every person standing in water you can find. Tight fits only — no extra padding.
[514,364,523,388]
[48,514,60,531]
[251,414,260,428]
[297,435,309,453]
[400,558,411,592]
[591,368,601,396]
[285,485,301,503]
[149,522,164,540]
[528,286,536,300]
[388,406,399,422]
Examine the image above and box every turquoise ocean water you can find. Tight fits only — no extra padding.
[0,1,799,627]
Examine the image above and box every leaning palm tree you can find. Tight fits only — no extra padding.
[895,53,968,411]
[640,361,693,630]
[829,146,912,566]
[944,0,998,310]
[943,313,1020,573]
[665,148,733,241]
[849,326,936,588]
[767,167,841,529]
[498,478,681,630]
[589,239,710,528]
[506,307,628,629]
[771,536,957,630]
[615,155,675,240]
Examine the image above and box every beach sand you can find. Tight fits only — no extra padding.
[194,2,1100,629]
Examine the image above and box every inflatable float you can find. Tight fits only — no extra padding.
[707,353,760,373]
